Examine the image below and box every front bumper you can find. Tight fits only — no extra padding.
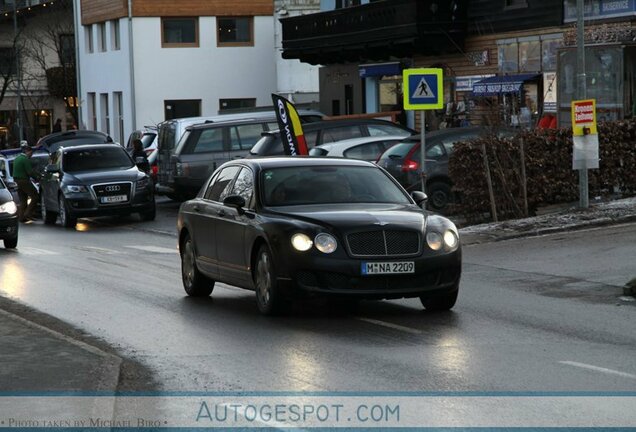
[0,214,19,239]
[276,250,461,300]
[64,186,154,218]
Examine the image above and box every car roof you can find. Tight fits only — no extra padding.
[61,143,124,153]
[37,130,111,145]
[261,118,412,137]
[162,109,323,128]
[316,135,408,151]
[229,156,375,170]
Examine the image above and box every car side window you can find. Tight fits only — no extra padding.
[305,131,318,148]
[231,123,266,150]
[321,126,363,144]
[193,128,224,154]
[204,166,240,202]
[343,143,383,161]
[367,124,406,136]
[230,167,254,206]
[426,143,445,159]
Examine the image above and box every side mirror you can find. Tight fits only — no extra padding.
[411,191,428,207]
[223,195,246,214]
[44,164,59,173]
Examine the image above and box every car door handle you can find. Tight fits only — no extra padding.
[217,209,226,217]
[193,206,201,213]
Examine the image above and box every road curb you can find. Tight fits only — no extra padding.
[0,307,122,392]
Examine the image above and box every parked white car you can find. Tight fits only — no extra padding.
[308,135,406,162]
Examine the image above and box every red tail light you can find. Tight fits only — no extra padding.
[152,165,159,176]
[401,159,419,172]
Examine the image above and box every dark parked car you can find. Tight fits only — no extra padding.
[376,127,515,212]
[36,130,114,154]
[177,157,461,315]
[0,177,18,248]
[249,118,414,158]
[40,144,155,228]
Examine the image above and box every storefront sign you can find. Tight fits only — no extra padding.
[543,72,557,113]
[564,0,636,22]
[455,75,495,92]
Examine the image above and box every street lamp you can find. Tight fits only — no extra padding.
[12,0,23,142]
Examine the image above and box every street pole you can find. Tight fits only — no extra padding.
[420,110,426,200]
[576,0,588,208]
[12,0,23,142]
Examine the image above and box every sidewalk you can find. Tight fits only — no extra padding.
[1,196,634,393]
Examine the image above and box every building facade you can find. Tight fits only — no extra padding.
[75,0,278,144]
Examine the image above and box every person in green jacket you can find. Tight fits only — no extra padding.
[13,145,40,222]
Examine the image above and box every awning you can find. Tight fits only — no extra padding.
[358,62,402,78]
[472,74,541,96]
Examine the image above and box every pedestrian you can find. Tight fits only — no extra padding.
[131,138,150,173]
[13,145,40,222]
[52,118,62,133]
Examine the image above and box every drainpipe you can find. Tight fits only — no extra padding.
[127,0,137,131]
[73,0,82,129]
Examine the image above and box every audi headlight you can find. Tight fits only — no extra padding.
[426,232,443,251]
[0,201,17,215]
[443,230,459,250]
[314,233,337,254]
[63,184,88,193]
[137,177,150,189]
[291,233,313,252]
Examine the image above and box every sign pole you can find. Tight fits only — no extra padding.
[420,111,426,195]
[576,0,589,208]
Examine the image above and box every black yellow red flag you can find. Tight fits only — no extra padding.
[271,94,308,156]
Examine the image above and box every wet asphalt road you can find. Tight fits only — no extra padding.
[1,198,635,392]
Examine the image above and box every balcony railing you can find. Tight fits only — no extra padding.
[282,0,467,64]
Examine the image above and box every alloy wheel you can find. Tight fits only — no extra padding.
[182,239,195,288]
[256,251,272,306]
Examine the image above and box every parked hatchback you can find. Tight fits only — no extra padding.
[249,118,414,157]
[308,135,406,162]
[376,127,515,212]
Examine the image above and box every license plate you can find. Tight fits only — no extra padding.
[101,195,127,203]
[361,261,415,275]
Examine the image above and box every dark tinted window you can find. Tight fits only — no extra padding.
[193,128,224,153]
[205,166,240,201]
[162,18,198,45]
[231,123,265,150]
[262,165,410,206]
[367,124,409,136]
[378,142,416,161]
[63,147,133,173]
[230,167,254,205]
[158,123,177,151]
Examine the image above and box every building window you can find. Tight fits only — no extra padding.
[504,0,528,8]
[498,41,518,73]
[85,25,93,53]
[100,93,110,134]
[162,17,199,47]
[219,98,256,112]
[111,20,120,51]
[0,47,16,76]
[498,35,562,74]
[164,99,201,120]
[87,92,96,130]
[518,40,541,72]
[97,22,107,52]
[217,17,253,46]
[113,92,123,144]
[59,34,74,65]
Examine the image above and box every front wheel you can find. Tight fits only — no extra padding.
[254,245,286,315]
[181,234,214,297]
[42,193,57,225]
[3,237,17,249]
[420,287,458,311]
[58,195,77,228]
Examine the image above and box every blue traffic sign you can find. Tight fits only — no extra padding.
[403,68,443,110]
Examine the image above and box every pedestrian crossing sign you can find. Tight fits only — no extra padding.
[403,68,443,110]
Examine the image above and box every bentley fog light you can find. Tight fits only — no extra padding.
[291,233,313,252]
[443,230,459,250]
[314,233,337,254]
[0,201,17,215]
[426,232,443,251]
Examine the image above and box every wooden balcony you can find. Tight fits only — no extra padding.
[281,0,467,65]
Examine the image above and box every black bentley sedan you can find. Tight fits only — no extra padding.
[177,158,461,315]
[40,144,155,228]
[0,177,18,248]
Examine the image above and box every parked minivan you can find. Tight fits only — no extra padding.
[155,110,323,200]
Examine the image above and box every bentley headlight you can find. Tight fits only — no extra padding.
[443,230,459,250]
[314,233,337,254]
[63,184,88,193]
[0,201,17,215]
[291,233,313,252]
[426,232,443,251]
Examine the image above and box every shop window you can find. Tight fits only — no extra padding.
[217,17,253,46]
[541,38,561,71]
[519,40,541,73]
[162,18,199,47]
[498,42,518,73]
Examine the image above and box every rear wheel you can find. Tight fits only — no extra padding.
[41,193,57,225]
[181,234,214,297]
[254,245,286,315]
[427,181,452,213]
[3,237,17,249]
[58,195,77,228]
[420,286,458,311]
